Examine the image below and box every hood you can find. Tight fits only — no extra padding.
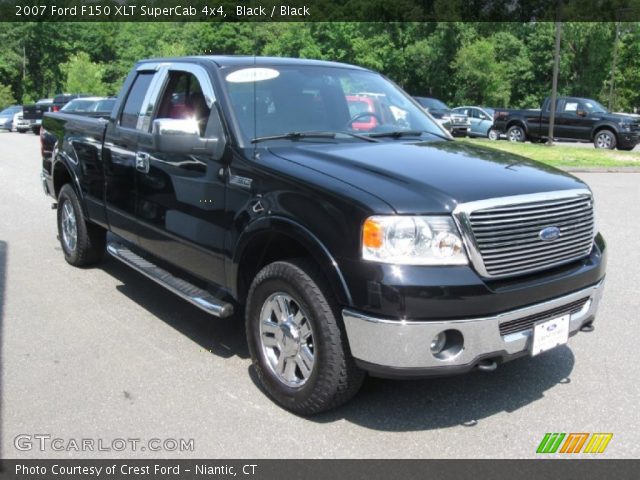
[601,111,640,123]
[268,140,586,214]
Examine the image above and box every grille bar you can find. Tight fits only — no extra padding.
[499,297,589,336]
[459,191,595,278]
[478,226,594,251]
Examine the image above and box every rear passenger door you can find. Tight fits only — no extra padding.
[135,64,228,287]
[103,68,161,244]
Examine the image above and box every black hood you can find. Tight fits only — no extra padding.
[269,140,586,214]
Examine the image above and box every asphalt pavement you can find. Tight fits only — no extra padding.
[1,131,638,458]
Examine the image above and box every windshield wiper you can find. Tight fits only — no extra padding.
[367,130,450,141]
[251,132,336,144]
[251,131,381,144]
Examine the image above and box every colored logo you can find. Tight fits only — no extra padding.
[539,226,561,242]
[536,433,613,454]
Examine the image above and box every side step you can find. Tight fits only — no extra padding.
[106,241,234,318]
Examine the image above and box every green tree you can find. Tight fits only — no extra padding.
[452,37,510,106]
[61,52,108,96]
[0,83,17,109]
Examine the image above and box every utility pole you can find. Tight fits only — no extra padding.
[547,21,562,146]
[608,20,620,111]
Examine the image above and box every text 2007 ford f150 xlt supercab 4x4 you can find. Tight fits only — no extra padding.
[40,56,606,414]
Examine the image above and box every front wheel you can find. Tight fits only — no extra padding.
[507,125,526,142]
[57,184,106,266]
[594,130,616,150]
[487,128,499,141]
[246,259,365,415]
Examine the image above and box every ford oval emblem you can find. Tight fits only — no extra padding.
[539,226,561,242]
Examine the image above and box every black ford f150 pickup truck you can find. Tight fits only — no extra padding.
[41,56,606,414]
[494,96,640,150]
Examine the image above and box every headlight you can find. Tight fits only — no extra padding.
[620,122,631,131]
[362,216,468,265]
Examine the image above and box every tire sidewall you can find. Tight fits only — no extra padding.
[246,261,354,413]
[248,277,322,400]
[508,126,525,142]
[594,130,616,150]
[57,185,82,264]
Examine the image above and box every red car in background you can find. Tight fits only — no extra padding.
[346,94,408,132]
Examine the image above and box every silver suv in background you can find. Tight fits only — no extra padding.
[0,105,22,131]
[414,96,470,137]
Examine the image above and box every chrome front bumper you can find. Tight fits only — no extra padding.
[343,280,604,373]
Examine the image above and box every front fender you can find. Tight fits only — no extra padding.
[590,122,620,140]
[231,215,353,307]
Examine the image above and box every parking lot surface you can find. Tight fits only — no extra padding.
[1,132,638,458]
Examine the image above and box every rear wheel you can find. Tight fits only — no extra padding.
[594,130,616,150]
[507,125,526,142]
[246,259,364,415]
[57,184,105,266]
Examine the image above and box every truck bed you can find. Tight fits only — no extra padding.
[41,111,109,177]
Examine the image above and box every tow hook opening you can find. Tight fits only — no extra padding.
[476,359,498,372]
[580,322,595,333]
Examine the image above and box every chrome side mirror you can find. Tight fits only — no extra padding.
[152,118,224,159]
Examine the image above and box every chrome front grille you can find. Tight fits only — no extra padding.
[455,190,595,278]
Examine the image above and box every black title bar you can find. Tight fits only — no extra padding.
[2,0,640,22]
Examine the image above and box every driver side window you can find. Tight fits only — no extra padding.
[155,71,211,137]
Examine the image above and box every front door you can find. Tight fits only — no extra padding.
[135,65,227,287]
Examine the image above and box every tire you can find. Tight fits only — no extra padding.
[487,129,499,141]
[593,130,616,150]
[507,125,526,142]
[617,145,635,151]
[246,259,365,415]
[57,184,106,266]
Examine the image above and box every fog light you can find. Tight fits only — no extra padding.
[430,331,447,355]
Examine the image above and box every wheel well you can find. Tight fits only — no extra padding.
[236,231,330,306]
[53,162,73,198]
[506,121,526,132]
[592,126,617,141]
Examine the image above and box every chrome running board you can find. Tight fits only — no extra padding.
[106,241,234,318]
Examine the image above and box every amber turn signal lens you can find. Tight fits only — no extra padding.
[363,218,383,249]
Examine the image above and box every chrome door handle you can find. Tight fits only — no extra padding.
[135,152,150,173]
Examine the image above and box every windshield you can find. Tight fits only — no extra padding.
[222,65,444,144]
[91,99,115,112]
[415,97,449,111]
[582,100,608,114]
[1,106,21,115]
[62,99,98,112]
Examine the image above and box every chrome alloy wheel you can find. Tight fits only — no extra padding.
[259,292,315,388]
[595,131,613,149]
[61,201,77,252]
[508,127,523,142]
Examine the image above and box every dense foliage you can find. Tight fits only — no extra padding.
[0,22,638,111]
